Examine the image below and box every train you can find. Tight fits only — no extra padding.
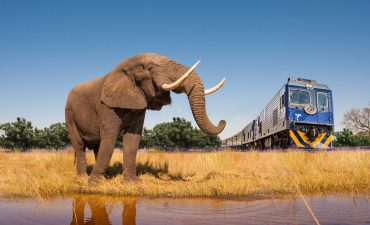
[222,78,334,150]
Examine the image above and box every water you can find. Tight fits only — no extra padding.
[0,195,369,225]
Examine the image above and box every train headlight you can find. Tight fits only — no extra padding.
[305,83,313,88]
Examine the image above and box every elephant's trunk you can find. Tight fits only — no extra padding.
[181,69,226,135]
[154,57,226,135]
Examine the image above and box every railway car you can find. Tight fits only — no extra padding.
[223,78,334,149]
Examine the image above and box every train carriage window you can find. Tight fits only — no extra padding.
[289,89,310,105]
[273,109,278,126]
[280,94,285,108]
[317,92,328,109]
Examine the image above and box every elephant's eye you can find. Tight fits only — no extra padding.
[148,65,155,72]
[135,65,146,73]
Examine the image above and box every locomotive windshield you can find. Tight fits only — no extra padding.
[317,92,328,109]
[289,89,310,105]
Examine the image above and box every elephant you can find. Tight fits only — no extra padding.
[65,53,226,184]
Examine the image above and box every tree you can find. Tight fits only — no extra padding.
[34,123,70,149]
[0,118,70,150]
[0,117,221,151]
[333,128,370,147]
[0,117,36,150]
[140,117,221,150]
[344,104,370,135]
[333,129,356,147]
[140,128,155,148]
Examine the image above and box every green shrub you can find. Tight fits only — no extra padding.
[333,128,370,147]
[0,118,70,150]
[138,117,221,150]
[0,118,35,150]
[1,117,220,151]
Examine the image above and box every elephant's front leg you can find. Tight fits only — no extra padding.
[89,131,118,184]
[122,132,142,182]
[122,111,145,182]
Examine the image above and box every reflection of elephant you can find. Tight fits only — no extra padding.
[70,196,137,225]
[65,53,226,183]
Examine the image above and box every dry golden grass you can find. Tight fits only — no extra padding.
[0,148,369,198]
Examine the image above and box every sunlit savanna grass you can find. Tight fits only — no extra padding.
[0,148,369,198]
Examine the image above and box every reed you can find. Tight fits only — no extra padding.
[0,148,369,198]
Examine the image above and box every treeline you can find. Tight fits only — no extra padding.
[0,118,70,150]
[141,117,221,150]
[334,104,370,147]
[2,114,368,151]
[116,117,221,150]
[0,117,221,151]
[333,129,370,147]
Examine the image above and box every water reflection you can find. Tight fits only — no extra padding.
[70,196,136,225]
[0,195,369,225]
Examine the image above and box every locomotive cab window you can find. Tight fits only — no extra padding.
[289,89,310,105]
[317,92,328,109]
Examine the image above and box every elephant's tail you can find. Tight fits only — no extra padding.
[65,106,84,165]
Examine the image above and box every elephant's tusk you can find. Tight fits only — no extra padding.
[162,60,200,91]
[205,78,226,95]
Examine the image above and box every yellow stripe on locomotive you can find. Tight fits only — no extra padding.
[290,129,333,149]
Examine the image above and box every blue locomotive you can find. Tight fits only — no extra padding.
[223,78,334,149]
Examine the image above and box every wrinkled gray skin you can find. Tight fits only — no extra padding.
[65,53,226,184]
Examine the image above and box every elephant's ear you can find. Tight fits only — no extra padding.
[101,70,147,109]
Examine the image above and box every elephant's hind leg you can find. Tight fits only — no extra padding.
[65,108,87,177]
[75,144,88,177]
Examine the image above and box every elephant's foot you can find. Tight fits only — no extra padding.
[122,174,142,184]
[88,174,105,185]
[76,173,88,181]
[75,175,88,185]
[77,171,88,177]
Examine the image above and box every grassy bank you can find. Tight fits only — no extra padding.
[0,149,369,198]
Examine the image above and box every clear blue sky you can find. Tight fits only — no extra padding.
[1,0,369,139]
